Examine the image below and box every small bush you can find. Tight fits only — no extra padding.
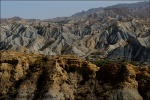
[91,60,113,67]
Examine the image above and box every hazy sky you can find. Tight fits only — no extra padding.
[1,1,145,19]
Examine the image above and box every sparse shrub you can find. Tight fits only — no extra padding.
[91,60,113,67]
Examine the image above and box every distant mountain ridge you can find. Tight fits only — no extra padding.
[0,2,150,64]
[106,1,149,8]
[71,7,104,17]
[1,1,149,22]
[71,1,150,18]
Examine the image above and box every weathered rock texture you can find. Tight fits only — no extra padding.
[0,2,150,63]
[0,51,149,100]
[1,18,150,63]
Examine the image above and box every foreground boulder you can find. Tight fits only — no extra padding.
[0,51,149,100]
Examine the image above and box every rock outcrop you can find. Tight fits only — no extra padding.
[0,51,150,100]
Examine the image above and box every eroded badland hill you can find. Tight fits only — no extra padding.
[0,51,150,100]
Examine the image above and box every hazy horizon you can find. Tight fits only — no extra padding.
[1,1,148,20]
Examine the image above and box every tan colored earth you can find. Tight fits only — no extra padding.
[0,51,149,100]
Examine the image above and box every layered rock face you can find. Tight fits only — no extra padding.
[0,51,150,100]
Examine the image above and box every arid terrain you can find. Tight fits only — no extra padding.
[1,2,150,64]
[0,1,150,100]
[0,51,150,100]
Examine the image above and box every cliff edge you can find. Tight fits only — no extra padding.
[0,51,149,100]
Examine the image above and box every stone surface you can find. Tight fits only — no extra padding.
[0,51,150,100]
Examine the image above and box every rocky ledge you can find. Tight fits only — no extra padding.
[0,51,150,100]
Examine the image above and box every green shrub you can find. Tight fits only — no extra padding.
[91,60,113,67]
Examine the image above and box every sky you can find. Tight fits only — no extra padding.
[1,1,147,19]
